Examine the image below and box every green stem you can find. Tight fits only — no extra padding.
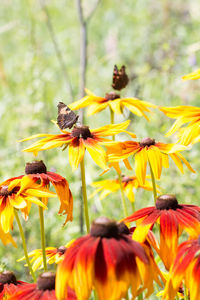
[109,107,115,141]
[118,174,128,217]
[137,292,143,300]
[14,209,36,282]
[39,206,47,271]
[80,158,90,233]
[184,283,188,300]
[126,292,130,300]
[149,161,157,204]
[131,201,135,213]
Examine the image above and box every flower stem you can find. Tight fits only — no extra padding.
[149,161,157,204]
[184,283,188,300]
[118,174,128,217]
[39,206,47,271]
[137,292,143,300]
[14,209,36,282]
[80,158,90,233]
[109,107,115,141]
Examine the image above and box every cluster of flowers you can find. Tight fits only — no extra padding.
[1,66,200,299]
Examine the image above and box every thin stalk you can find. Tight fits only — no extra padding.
[126,292,130,300]
[184,283,188,300]
[109,107,115,141]
[149,161,157,204]
[39,206,47,271]
[118,174,128,217]
[80,158,90,233]
[14,209,36,282]
[131,201,135,213]
[137,292,143,300]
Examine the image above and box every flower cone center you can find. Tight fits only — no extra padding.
[37,272,55,291]
[121,175,132,183]
[25,161,47,174]
[90,217,127,238]
[0,271,17,285]
[57,246,67,255]
[117,222,130,235]
[0,186,12,197]
[105,92,120,101]
[139,137,155,147]
[156,194,179,210]
[71,125,92,139]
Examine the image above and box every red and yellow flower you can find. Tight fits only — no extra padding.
[91,175,157,203]
[21,160,73,224]
[163,236,200,300]
[123,194,200,270]
[56,217,161,300]
[182,69,200,80]
[107,137,194,185]
[0,176,55,233]
[20,120,130,170]
[160,105,200,145]
[69,89,156,120]
[9,272,76,300]
[0,271,27,300]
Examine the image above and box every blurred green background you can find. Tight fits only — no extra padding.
[0,0,200,297]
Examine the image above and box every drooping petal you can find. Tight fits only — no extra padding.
[84,138,108,170]
[68,138,85,170]
[135,148,148,184]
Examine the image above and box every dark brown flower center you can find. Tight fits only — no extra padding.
[25,161,47,174]
[0,186,12,197]
[117,222,130,235]
[156,194,179,210]
[121,176,133,183]
[71,125,92,139]
[0,271,17,285]
[37,272,55,291]
[57,246,67,255]
[112,65,129,91]
[139,137,155,147]
[90,217,127,238]
[105,92,120,101]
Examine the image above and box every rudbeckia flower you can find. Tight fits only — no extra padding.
[9,272,76,300]
[56,216,161,300]
[69,89,156,120]
[22,160,73,223]
[0,176,55,233]
[91,175,156,203]
[18,240,75,272]
[160,105,200,145]
[107,137,194,185]
[182,69,200,80]
[163,236,200,300]
[123,194,200,270]
[20,120,130,170]
[0,271,26,300]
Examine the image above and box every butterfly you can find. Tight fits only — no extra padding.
[112,65,129,91]
[57,102,79,130]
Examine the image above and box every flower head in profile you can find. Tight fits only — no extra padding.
[56,216,161,300]
[69,89,156,120]
[160,105,200,145]
[18,241,74,272]
[0,271,26,300]
[0,176,55,233]
[163,236,200,300]
[182,69,200,80]
[123,194,200,270]
[9,272,76,300]
[107,136,195,185]
[91,175,156,203]
[20,120,130,171]
[22,160,73,224]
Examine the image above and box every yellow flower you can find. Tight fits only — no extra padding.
[107,137,194,185]
[20,121,130,170]
[91,175,157,203]
[0,176,55,233]
[182,69,200,80]
[69,89,156,120]
[160,105,200,145]
[17,241,74,272]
